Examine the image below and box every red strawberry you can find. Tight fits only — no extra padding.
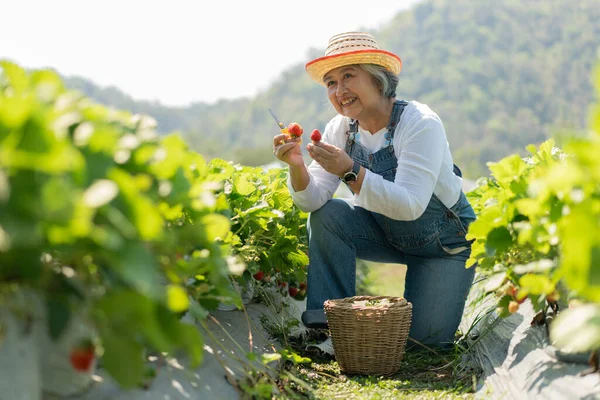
[299,282,307,290]
[69,342,95,372]
[288,286,298,297]
[287,122,303,137]
[310,129,322,142]
[253,271,264,281]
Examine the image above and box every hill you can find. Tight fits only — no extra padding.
[64,0,600,178]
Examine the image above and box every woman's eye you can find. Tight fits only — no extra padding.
[326,81,335,87]
[344,73,353,79]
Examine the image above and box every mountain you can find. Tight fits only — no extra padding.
[63,0,600,178]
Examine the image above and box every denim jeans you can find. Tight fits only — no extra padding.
[302,193,476,349]
[301,100,476,349]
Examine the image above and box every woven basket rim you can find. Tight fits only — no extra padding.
[324,295,411,311]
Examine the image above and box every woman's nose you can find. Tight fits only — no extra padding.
[336,81,347,96]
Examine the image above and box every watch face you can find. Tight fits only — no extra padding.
[343,172,357,183]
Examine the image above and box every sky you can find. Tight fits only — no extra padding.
[0,0,419,106]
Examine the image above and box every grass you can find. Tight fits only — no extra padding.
[267,262,483,399]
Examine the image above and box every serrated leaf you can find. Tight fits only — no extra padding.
[286,250,309,267]
[488,154,528,183]
[233,174,255,196]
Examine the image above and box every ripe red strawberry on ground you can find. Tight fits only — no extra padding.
[69,340,95,372]
[287,122,303,137]
[253,271,264,281]
[310,129,322,142]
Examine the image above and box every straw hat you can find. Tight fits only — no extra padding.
[305,32,402,85]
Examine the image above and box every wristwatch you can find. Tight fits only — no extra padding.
[342,161,361,184]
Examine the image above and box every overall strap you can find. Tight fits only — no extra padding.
[384,100,408,146]
[344,118,359,154]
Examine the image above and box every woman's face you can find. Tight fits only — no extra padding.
[324,65,382,120]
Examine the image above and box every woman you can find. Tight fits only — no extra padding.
[272,32,476,349]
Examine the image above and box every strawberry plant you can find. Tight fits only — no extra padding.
[466,64,600,355]
[212,160,309,295]
[0,61,238,388]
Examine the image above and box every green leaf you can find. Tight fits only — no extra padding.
[46,296,71,340]
[285,250,309,267]
[113,243,162,298]
[166,284,190,313]
[485,226,513,253]
[0,61,29,94]
[550,304,600,353]
[488,154,528,183]
[100,328,145,388]
[97,291,172,353]
[559,205,600,302]
[261,353,282,365]
[200,214,230,242]
[232,174,255,196]
[518,274,554,295]
[176,322,204,367]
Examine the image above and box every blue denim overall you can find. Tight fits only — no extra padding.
[301,100,477,349]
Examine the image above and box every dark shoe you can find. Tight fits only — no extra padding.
[301,309,329,329]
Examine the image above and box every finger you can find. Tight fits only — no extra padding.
[312,141,336,153]
[273,134,289,146]
[274,141,298,157]
[309,144,332,160]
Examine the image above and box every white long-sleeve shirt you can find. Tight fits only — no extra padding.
[287,101,463,221]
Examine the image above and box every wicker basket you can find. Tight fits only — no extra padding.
[324,295,412,376]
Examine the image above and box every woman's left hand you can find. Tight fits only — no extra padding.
[306,141,353,177]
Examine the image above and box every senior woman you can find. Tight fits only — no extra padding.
[272,32,477,349]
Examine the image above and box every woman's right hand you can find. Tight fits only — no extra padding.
[272,134,303,167]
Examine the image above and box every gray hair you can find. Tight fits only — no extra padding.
[357,64,399,98]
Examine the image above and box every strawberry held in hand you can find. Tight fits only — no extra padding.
[310,129,322,142]
[287,122,303,137]
[69,340,95,372]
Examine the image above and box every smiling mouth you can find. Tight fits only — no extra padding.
[340,98,357,107]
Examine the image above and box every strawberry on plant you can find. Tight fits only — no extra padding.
[513,289,527,304]
[294,288,307,301]
[288,286,298,297]
[299,282,307,290]
[287,122,303,137]
[69,340,95,372]
[310,129,322,142]
[253,271,264,281]
[508,301,520,314]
